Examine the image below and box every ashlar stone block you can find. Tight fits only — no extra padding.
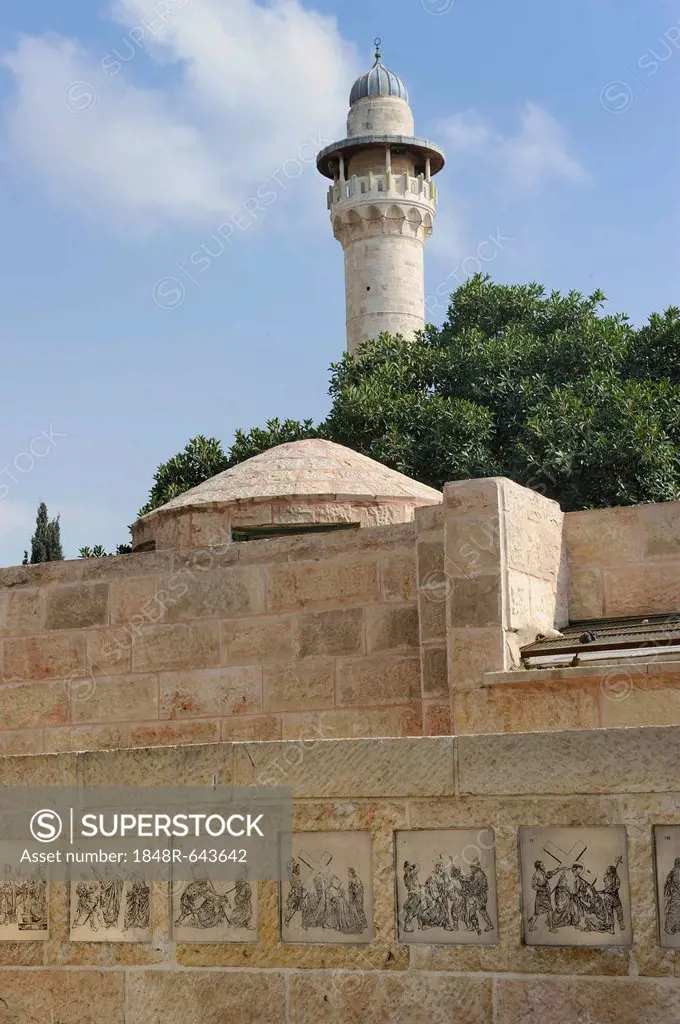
[0,969,124,1023]
[43,582,108,631]
[126,970,285,1024]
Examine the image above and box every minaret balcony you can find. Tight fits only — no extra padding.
[327,172,437,212]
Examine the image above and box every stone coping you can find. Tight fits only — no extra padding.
[483,660,680,686]
[0,521,416,585]
[1,725,679,797]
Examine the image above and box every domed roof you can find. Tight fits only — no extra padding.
[143,439,440,516]
[349,40,409,106]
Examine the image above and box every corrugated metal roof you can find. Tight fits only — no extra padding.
[522,613,680,661]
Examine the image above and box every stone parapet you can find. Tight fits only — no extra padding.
[3,482,680,752]
[566,501,680,619]
[0,524,427,755]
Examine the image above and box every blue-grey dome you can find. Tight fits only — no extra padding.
[349,61,409,107]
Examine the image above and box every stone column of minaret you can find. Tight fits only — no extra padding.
[317,39,445,356]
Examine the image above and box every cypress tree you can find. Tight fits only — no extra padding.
[28,502,64,563]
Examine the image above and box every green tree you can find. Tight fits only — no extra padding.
[138,435,230,517]
[137,276,680,515]
[79,544,132,558]
[227,418,317,467]
[27,502,64,563]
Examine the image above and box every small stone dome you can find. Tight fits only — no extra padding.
[349,52,409,107]
[132,439,441,551]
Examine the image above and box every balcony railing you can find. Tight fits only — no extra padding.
[327,172,437,209]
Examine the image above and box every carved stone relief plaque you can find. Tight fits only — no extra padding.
[519,826,632,947]
[69,866,151,942]
[280,831,373,944]
[172,866,258,943]
[395,829,498,945]
[0,848,48,941]
[653,825,680,948]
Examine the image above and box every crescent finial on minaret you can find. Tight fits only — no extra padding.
[373,37,382,63]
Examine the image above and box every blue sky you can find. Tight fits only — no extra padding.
[0,0,679,564]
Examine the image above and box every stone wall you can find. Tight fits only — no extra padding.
[566,501,680,620]
[457,657,680,736]
[1,726,679,1023]
[0,524,429,757]
[3,481,680,756]
[443,484,680,738]
[442,477,567,735]
[132,496,419,552]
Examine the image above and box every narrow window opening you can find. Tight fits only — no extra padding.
[132,540,156,553]
[231,522,360,543]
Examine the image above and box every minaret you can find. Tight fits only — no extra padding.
[317,39,445,355]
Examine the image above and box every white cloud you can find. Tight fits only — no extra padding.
[503,103,588,188]
[439,102,588,193]
[1,0,358,228]
[439,111,492,151]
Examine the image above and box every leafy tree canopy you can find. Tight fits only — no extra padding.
[79,544,132,558]
[139,276,680,515]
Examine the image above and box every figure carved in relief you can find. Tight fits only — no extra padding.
[0,879,16,927]
[527,861,557,932]
[285,855,367,936]
[72,867,150,936]
[175,868,253,932]
[284,859,304,927]
[229,869,254,931]
[664,856,680,934]
[124,873,151,931]
[531,839,627,937]
[401,855,495,936]
[73,879,104,931]
[15,877,47,931]
[96,866,124,928]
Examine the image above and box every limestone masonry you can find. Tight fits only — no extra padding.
[1,49,680,1024]
[1,459,680,1021]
